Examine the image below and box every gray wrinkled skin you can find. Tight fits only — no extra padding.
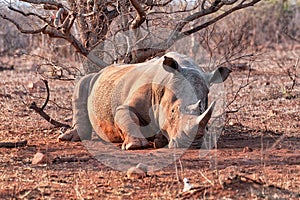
[62,52,231,150]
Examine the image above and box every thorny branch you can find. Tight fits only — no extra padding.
[28,53,81,81]
[283,30,300,44]
[225,67,255,114]
[275,57,299,92]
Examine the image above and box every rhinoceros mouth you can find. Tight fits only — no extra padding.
[167,101,215,149]
[168,135,204,149]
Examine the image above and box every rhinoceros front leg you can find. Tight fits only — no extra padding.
[153,132,169,148]
[115,106,150,150]
[58,73,97,142]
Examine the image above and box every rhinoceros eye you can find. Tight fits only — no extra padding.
[171,105,179,113]
[169,107,177,121]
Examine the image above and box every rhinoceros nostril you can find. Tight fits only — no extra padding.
[168,138,178,148]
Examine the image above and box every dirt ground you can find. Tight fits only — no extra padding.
[0,48,299,199]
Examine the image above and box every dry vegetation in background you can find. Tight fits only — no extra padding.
[0,1,299,199]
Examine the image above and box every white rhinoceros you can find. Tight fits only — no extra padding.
[58,52,231,150]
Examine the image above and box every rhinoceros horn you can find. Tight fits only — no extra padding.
[196,101,216,128]
[187,100,201,112]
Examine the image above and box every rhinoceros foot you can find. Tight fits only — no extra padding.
[57,128,81,142]
[153,133,169,148]
[122,136,150,150]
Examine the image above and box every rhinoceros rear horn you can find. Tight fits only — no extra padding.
[196,101,216,128]
[163,56,179,72]
[187,100,201,112]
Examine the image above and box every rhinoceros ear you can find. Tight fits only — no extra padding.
[163,56,179,72]
[209,67,231,85]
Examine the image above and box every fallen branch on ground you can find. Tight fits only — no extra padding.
[0,65,14,71]
[0,140,27,148]
[29,79,71,128]
[52,156,91,163]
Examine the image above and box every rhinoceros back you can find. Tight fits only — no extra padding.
[88,65,136,142]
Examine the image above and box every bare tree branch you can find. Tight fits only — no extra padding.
[283,31,300,44]
[0,140,28,148]
[54,7,66,27]
[8,6,51,24]
[144,0,173,7]
[0,11,108,67]
[130,0,146,29]
[183,0,261,36]
[0,13,48,34]
[174,2,225,34]
[122,0,262,64]
[2,0,263,67]
[21,0,63,8]
[128,0,147,63]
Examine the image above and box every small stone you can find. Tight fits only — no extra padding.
[27,80,45,93]
[183,177,193,192]
[127,167,146,179]
[57,129,81,142]
[243,146,253,153]
[136,163,148,173]
[32,152,49,164]
[126,163,148,179]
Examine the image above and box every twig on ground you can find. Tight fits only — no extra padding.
[74,180,84,200]
[199,170,214,186]
[19,182,42,199]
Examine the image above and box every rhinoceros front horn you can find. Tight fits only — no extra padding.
[196,101,216,128]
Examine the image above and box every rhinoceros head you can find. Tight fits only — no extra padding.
[159,53,231,148]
